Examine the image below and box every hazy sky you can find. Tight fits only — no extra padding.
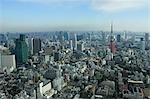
[0,0,150,32]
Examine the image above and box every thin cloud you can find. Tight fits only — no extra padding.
[18,0,87,5]
[91,0,150,12]
[17,0,150,12]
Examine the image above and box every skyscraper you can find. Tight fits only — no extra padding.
[77,34,84,41]
[145,33,149,49]
[117,34,121,42]
[77,42,84,51]
[58,31,65,49]
[124,31,127,41]
[109,23,116,54]
[140,38,145,51]
[15,34,28,64]
[58,31,64,43]
[69,40,73,50]
[72,33,77,50]
[64,32,69,41]
[28,38,34,55]
[0,53,1,68]
[102,32,106,45]
[33,38,41,55]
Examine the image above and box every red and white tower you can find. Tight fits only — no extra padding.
[109,23,116,54]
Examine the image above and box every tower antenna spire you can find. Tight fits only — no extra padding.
[109,21,116,55]
[111,21,113,35]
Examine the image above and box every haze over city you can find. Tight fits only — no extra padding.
[0,0,150,32]
[0,0,150,99]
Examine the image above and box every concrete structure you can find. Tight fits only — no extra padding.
[122,80,144,99]
[0,54,16,73]
[57,31,65,49]
[28,38,34,55]
[44,46,54,55]
[44,55,50,64]
[0,45,8,51]
[117,34,121,42]
[123,87,143,99]
[0,53,1,68]
[52,77,64,91]
[39,81,54,98]
[96,80,115,96]
[140,38,145,51]
[77,42,84,51]
[69,40,73,50]
[145,33,149,49]
[64,32,69,41]
[0,34,8,45]
[102,32,106,45]
[72,33,77,50]
[39,81,51,95]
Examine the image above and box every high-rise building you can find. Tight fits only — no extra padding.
[0,34,8,46]
[53,34,57,41]
[72,33,77,50]
[0,53,1,68]
[89,32,91,46]
[117,34,121,42]
[0,52,16,73]
[1,54,16,73]
[124,31,127,41]
[64,32,69,41]
[145,33,149,49]
[77,34,84,41]
[109,24,116,54]
[58,31,64,42]
[102,32,106,44]
[131,35,135,43]
[15,34,28,64]
[77,42,84,51]
[33,38,41,55]
[58,31,65,49]
[140,38,145,51]
[28,38,34,55]
[69,40,73,50]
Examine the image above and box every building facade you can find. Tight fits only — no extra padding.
[33,38,41,55]
[15,34,28,64]
[145,33,149,49]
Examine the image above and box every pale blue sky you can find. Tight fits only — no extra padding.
[0,0,150,32]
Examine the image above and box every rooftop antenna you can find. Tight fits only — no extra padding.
[111,21,113,36]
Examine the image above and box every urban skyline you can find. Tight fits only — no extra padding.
[0,0,150,98]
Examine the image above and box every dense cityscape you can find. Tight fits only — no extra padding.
[0,28,150,98]
[1,0,150,99]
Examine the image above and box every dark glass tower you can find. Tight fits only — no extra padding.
[15,34,28,64]
[117,34,121,42]
[145,33,149,49]
[33,38,41,55]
